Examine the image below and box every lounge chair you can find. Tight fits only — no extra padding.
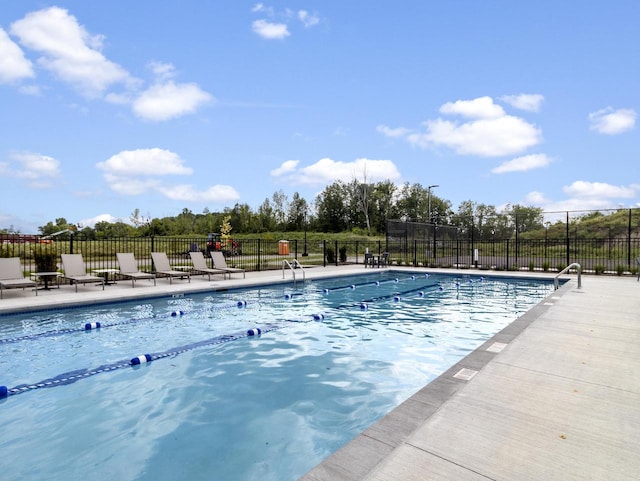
[61,254,105,292]
[116,253,156,288]
[210,251,245,278]
[150,252,191,284]
[189,251,226,281]
[0,257,38,298]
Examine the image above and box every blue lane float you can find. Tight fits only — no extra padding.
[360,303,368,310]
[1,323,283,400]
[0,385,7,399]
[84,322,101,330]
[247,328,262,336]
[131,354,153,365]
[312,313,325,320]
[237,300,247,308]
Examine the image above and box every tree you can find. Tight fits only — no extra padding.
[352,167,373,235]
[371,180,397,234]
[258,198,275,232]
[396,183,428,221]
[271,189,288,230]
[315,181,350,232]
[287,192,308,231]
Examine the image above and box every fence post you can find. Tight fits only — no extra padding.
[335,240,338,266]
[257,239,261,271]
[323,240,326,267]
[69,233,74,254]
[628,208,632,268]
[565,211,570,267]
[506,239,510,269]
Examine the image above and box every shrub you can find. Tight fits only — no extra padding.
[542,261,550,272]
[615,264,625,276]
[528,260,535,271]
[326,246,335,263]
[339,246,347,263]
[33,249,58,272]
[594,264,605,275]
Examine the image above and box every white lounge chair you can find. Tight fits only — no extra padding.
[0,257,38,298]
[189,251,226,281]
[210,251,245,278]
[151,252,190,284]
[61,254,105,292]
[116,253,156,288]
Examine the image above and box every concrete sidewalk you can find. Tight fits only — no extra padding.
[300,275,640,481]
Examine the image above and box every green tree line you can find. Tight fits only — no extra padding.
[4,179,635,240]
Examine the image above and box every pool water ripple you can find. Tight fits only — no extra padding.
[0,272,555,481]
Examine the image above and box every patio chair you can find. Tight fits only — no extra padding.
[61,254,105,292]
[0,257,37,298]
[364,252,377,268]
[210,251,245,278]
[150,252,191,284]
[189,251,227,281]
[379,252,390,267]
[116,253,156,288]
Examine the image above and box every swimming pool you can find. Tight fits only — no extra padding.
[0,271,555,481]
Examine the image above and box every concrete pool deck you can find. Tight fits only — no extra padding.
[1,266,638,480]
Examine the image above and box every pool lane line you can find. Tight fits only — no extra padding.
[0,298,274,345]
[0,275,457,346]
[0,323,283,401]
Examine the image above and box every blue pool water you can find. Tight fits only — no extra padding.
[0,271,554,481]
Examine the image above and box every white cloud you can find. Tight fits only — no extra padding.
[148,61,176,81]
[298,10,320,28]
[272,157,401,185]
[157,184,240,203]
[376,125,412,138]
[97,148,193,176]
[252,19,290,39]
[500,94,544,112]
[97,148,238,203]
[101,174,161,196]
[270,160,299,176]
[439,96,505,119]
[0,27,34,83]
[525,181,639,217]
[251,3,273,15]
[79,213,120,227]
[132,81,213,121]
[10,6,133,97]
[0,151,60,188]
[388,96,542,157]
[588,107,636,135]
[491,154,552,174]
[563,180,636,199]
[408,115,542,157]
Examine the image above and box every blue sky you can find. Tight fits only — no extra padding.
[1,1,638,232]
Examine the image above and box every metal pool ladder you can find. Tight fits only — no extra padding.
[282,259,305,282]
[554,262,582,290]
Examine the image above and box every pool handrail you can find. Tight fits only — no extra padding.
[554,262,581,290]
[282,259,305,282]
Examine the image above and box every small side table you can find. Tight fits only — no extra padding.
[92,269,120,285]
[31,272,62,290]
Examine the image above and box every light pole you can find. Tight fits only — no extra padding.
[427,184,439,224]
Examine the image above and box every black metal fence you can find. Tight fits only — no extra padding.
[1,234,639,276]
